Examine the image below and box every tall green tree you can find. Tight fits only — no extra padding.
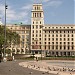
[0,25,20,53]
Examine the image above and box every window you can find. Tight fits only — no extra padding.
[64,46,66,49]
[60,42,62,44]
[45,46,46,49]
[72,42,74,44]
[45,38,46,40]
[35,7,36,10]
[52,38,54,41]
[60,31,62,33]
[32,38,34,40]
[60,38,62,41]
[71,38,73,41]
[36,30,38,33]
[56,34,58,37]
[36,25,38,29]
[56,31,58,33]
[40,21,41,24]
[56,46,58,49]
[52,31,54,33]
[56,38,58,41]
[72,46,74,50]
[39,38,41,40]
[32,34,34,37]
[68,46,69,50]
[68,34,69,37]
[33,25,34,29]
[39,34,41,37]
[39,42,41,44]
[64,31,65,33]
[52,27,54,29]
[63,27,65,28]
[60,34,62,37]
[52,35,54,37]
[33,13,34,17]
[49,35,50,37]
[72,34,73,37]
[48,42,50,44]
[39,25,41,28]
[33,21,34,24]
[48,38,50,41]
[45,31,46,33]
[68,42,70,44]
[40,30,41,33]
[49,31,50,33]
[64,38,66,41]
[45,42,46,44]
[48,46,50,49]
[64,42,66,44]
[56,42,58,44]
[45,35,46,37]
[36,34,38,37]
[72,31,73,33]
[35,13,36,17]
[40,13,41,17]
[60,46,62,49]
[68,31,69,33]
[52,46,54,49]
[71,27,73,28]
[52,42,54,44]
[37,6,38,10]
[67,38,69,41]
[64,34,66,37]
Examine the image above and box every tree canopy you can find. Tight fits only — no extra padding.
[0,25,20,53]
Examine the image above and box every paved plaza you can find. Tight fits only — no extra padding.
[19,60,75,75]
[0,60,56,75]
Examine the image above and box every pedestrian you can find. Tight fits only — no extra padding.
[13,56,14,60]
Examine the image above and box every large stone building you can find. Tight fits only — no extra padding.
[6,3,75,56]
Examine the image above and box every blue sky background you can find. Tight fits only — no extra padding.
[0,0,74,24]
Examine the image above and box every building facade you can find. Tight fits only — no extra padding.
[6,3,75,56]
[7,24,31,54]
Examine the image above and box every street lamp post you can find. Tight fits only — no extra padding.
[3,0,8,62]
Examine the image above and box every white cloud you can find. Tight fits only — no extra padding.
[0,3,31,24]
[42,0,50,3]
[21,4,32,10]
[44,0,62,8]
[0,0,62,24]
[0,4,5,17]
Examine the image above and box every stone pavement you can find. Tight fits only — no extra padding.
[0,60,56,75]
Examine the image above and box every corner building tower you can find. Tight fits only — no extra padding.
[31,3,44,54]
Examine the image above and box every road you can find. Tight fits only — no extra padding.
[0,60,56,75]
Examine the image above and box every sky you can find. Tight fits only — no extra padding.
[0,0,74,24]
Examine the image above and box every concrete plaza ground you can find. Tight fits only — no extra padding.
[19,60,75,75]
[0,60,56,75]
